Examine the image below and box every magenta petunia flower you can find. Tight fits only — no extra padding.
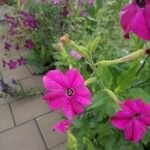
[43,68,92,119]
[120,0,150,40]
[111,98,150,142]
[53,120,71,133]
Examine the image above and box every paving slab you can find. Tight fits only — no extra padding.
[11,95,49,125]
[50,142,66,150]
[20,75,43,89]
[0,104,14,132]
[36,112,66,149]
[2,66,31,83]
[0,121,47,150]
[0,97,9,105]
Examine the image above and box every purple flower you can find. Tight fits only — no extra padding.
[51,0,61,5]
[80,10,88,17]
[4,14,14,24]
[24,39,34,49]
[17,56,27,65]
[20,11,37,29]
[120,0,150,40]
[70,50,82,60]
[77,0,83,6]
[20,11,29,17]
[87,0,94,7]
[23,15,37,29]
[7,60,17,70]
[4,42,12,51]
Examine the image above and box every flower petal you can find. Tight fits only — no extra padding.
[123,99,139,113]
[47,96,66,111]
[126,9,150,40]
[43,70,66,90]
[141,116,150,125]
[76,86,91,99]
[53,120,71,133]
[111,111,131,130]
[132,120,144,142]
[120,2,138,35]
[135,98,143,112]
[145,1,150,29]
[124,121,133,141]
[71,100,84,115]
[63,100,75,119]
[66,68,84,88]
[75,86,92,106]
[124,120,145,143]
[43,91,64,101]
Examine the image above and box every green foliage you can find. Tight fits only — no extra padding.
[18,0,150,149]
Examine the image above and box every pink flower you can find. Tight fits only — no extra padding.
[51,0,61,5]
[43,68,92,119]
[24,39,34,49]
[70,50,82,60]
[111,98,150,142]
[53,120,71,133]
[87,0,94,7]
[120,0,150,40]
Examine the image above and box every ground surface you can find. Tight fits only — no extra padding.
[0,4,66,150]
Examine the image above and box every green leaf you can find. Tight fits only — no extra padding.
[97,66,113,88]
[142,131,150,145]
[128,88,150,103]
[67,131,78,150]
[106,103,116,116]
[87,36,100,54]
[116,63,139,93]
[86,139,95,150]
[87,90,107,110]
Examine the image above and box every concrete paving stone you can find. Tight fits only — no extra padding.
[2,66,31,83]
[50,142,66,150]
[0,121,47,150]
[36,112,66,149]
[11,95,50,125]
[0,104,14,132]
[0,97,10,105]
[19,75,43,89]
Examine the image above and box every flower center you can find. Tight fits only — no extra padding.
[66,88,74,97]
[136,0,146,7]
[132,113,140,119]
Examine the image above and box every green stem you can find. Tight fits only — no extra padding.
[89,55,105,89]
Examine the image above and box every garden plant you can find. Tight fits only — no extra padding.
[2,0,150,149]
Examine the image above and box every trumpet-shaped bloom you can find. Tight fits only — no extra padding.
[53,120,71,133]
[43,68,91,119]
[111,98,150,142]
[120,0,150,40]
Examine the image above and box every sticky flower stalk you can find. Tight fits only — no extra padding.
[95,49,148,66]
